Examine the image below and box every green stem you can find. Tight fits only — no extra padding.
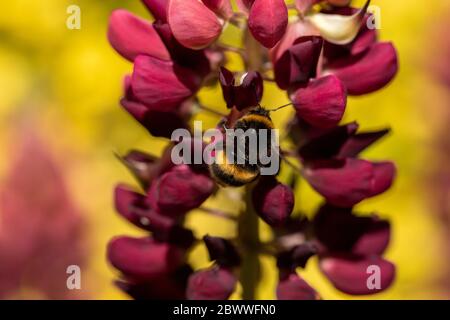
[238,185,261,300]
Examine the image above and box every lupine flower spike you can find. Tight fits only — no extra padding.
[107,0,398,300]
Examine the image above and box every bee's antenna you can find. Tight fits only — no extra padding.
[267,102,294,112]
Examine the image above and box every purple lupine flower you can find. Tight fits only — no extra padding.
[107,0,398,300]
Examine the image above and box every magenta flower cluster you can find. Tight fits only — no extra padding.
[107,0,398,300]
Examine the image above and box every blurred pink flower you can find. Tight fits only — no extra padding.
[0,130,86,299]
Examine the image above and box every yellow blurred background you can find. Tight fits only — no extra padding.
[0,0,449,299]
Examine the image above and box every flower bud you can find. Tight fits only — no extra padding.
[168,0,223,49]
[303,158,396,207]
[131,55,201,111]
[274,36,323,90]
[186,266,237,300]
[277,273,320,300]
[204,235,241,267]
[219,67,263,110]
[248,0,288,48]
[108,9,170,62]
[320,254,396,295]
[291,75,347,129]
[252,177,294,227]
[107,236,185,280]
[151,165,215,216]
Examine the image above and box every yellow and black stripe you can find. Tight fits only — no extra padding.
[209,149,260,187]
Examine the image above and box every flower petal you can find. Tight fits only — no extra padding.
[219,68,263,110]
[270,21,320,64]
[202,0,233,19]
[107,9,170,62]
[298,122,359,161]
[187,266,237,300]
[277,243,318,270]
[274,36,323,90]
[153,22,211,77]
[248,0,289,48]
[337,128,390,158]
[303,158,377,207]
[121,96,191,139]
[168,0,223,50]
[142,0,168,22]
[307,0,370,45]
[152,165,215,216]
[115,265,191,299]
[204,235,241,267]
[236,0,255,14]
[313,204,391,255]
[327,42,398,95]
[320,254,396,295]
[291,75,347,128]
[277,273,320,300]
[114,184,195,245]
[370,161,396,197]
[107,236,185,280]
[252,177,294,227]
[295,0,321,15]
[131,55,201,111]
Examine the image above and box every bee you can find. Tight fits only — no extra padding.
[209,103,292,187]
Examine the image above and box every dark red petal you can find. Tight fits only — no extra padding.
[142,0,168,22]
[370,162,396,197]
[291,75,347,129]
[219,68,263,110]
[277,242,318,270]
[107,236,185,280]
[186,266,237,300]
[114,184,151,230]
[352,217,391,256]
[233,71,264,110]
[248,0,288,48]
[274,36,323,90]
[303,158,375,207]
[252,177,294,227]
[270,21,320,64]
[320,254,396,295]
[153,22,211,77]
[107,9,170,62]
[313,204,391,255]
[328,42,398,95]
[153,165,215,216]
[219,67,235,108]
[120,97,189,139]
[115,264,192,300]
[298,122,359,161]
[117,150,158,188]
[204,235,241,267]
[337,128,390,158]
[131,55,200,111]
[277,273,320,300]
[168,0,223,50]
[114,185,195,246]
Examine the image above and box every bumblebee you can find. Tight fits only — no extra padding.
[209,104,291,187]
